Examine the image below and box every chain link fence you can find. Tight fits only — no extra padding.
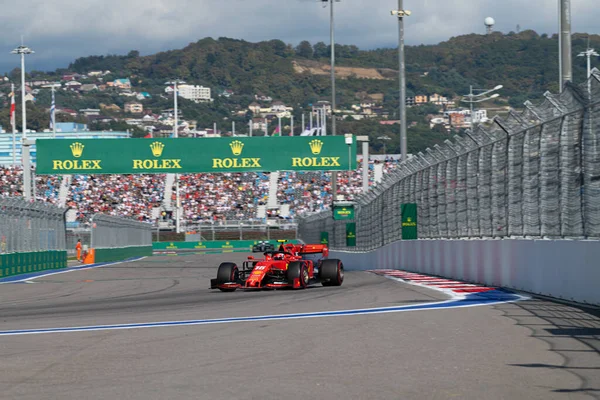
[0,197,67,253]
[90,214,152,249]
[299,72,600,251]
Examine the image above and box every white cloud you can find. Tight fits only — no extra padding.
[1,0,599,72]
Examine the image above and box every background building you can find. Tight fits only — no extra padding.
[124,102,144,113]
[178,85,212,102]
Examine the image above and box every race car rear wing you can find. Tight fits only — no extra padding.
[298,244,329,257]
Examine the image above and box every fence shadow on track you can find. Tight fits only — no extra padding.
[494,299,600,396]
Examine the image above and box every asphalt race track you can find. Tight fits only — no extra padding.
[1,254,599,400]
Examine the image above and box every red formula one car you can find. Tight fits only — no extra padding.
[210,243,344,292]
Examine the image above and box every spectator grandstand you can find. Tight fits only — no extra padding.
[0,159,400,224]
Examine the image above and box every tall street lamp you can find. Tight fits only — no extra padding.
[11,44,34,201]
[461,85,502,130]
[578,39,597,154]
[321,0,341,199]
[391,2,411,163]
[577,39,599,95]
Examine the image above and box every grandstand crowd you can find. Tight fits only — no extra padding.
[0,159,401,224]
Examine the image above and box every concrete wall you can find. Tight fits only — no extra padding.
[331,239,600,306]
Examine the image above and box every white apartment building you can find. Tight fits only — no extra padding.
[178,85,212,102]
[472,109,488,123]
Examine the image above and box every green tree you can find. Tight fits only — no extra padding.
[313,42,328,58]
[296,41,313,58]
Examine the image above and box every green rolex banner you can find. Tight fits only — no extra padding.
[332,204,355,221]
[346,223,356,247]
[320,232,329,245]
[35,136,357,175]
[401,203,418,240]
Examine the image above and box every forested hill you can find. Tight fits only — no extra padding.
[65,31,600,107]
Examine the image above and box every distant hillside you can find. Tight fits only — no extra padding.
[63,31,600,108]
[2,31,598,155]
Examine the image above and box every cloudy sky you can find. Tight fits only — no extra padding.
[1,0,598,74]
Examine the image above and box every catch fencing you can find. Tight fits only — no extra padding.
[90,214,152,249]
[0,197,67,253]
[181,220,298,241]
[299,71,600,251]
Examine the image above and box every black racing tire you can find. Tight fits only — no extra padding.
[321,259,344,286]
[287,261,309,289]
[216,262,239,292]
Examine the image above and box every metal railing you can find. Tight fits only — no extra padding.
[299,72,600,251]
[90,214,152,249]
[0,197,67,253]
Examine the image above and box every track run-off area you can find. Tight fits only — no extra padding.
[0,253,599,400]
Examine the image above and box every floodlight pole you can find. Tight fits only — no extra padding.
[11,83,16,167]
[398,0,408,163]
[12,44,34,201]
[391,3,410,162]
[328,0,339,198]
[20,51,26,142]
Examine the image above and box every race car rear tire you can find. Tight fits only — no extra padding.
[216,262,239,292]
[287,261,309,289]
[321,259,344,286]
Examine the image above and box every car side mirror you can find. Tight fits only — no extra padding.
[247,256,255,260]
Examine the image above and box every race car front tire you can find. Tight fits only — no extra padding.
[320,259,344,286]
[216,262,239,292]
[287,261,309,289]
